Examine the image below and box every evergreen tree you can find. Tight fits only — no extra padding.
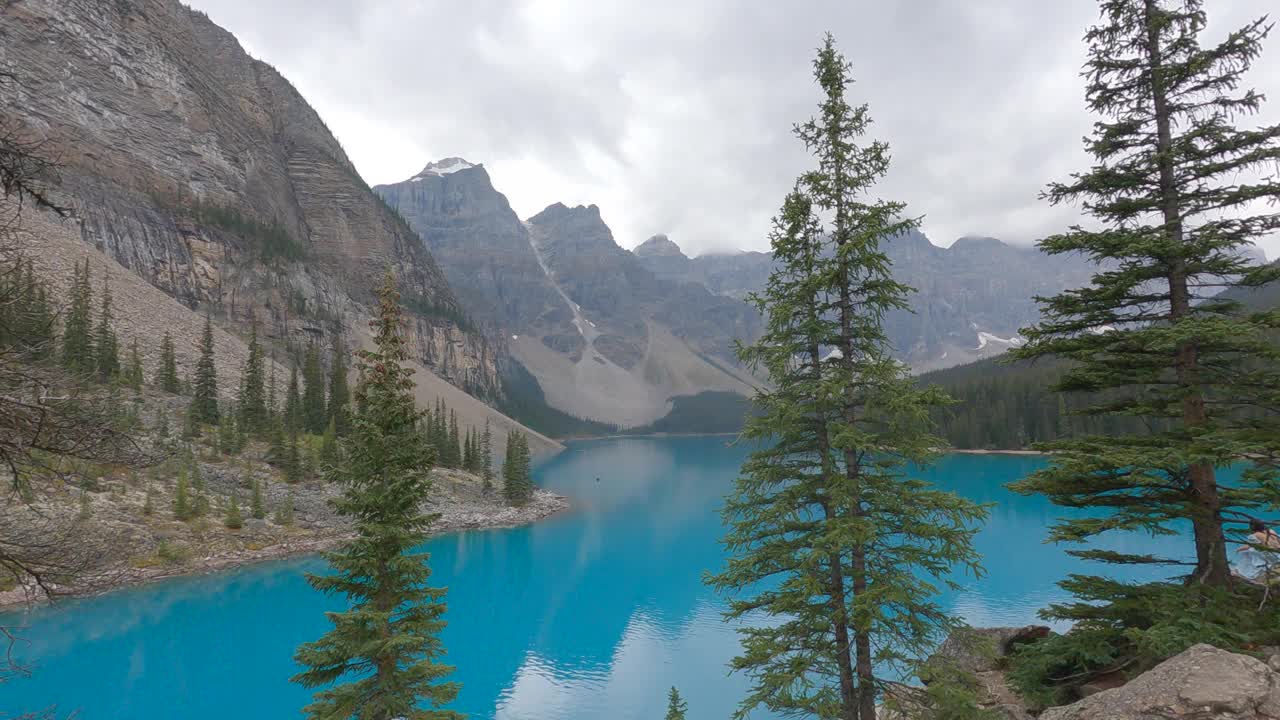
[273,489,295,526]
[173,468,192,521]
[319,417,339,466]
[665,687,687,720]
[157,331,180,394]
[327,334,351,436]
[61,258,94,375]
[480,421,494,493]
[285,430,303,483]
[250,475,266,520]
[1012,0,1280,591]
[502,432,533,506]
[463,428,475,472]
[292,270,461,719]
[93,275,120,383]
[191,315,220,425]
[224,491,244,529]
[448,410,461,470]
[266,353,279,425]
[301,342,327,434]
[238,322,268,436]
[707,36,987,720]
[125,339,144,392]
[284,364,302,433]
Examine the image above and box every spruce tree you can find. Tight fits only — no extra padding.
[273,490,295,526]
[61,258,95,375]
[448,410,461,470]
[327,334,351,436]
[292,270,461,719]
[93,275,120,383]
[238,322,268,436]
[173,468,192,521]
[665,687,687,720]
[707,36,987,720]
[266,353,279,425]
[157,331,180,393]
[301,342,326,434]
[250,475,266,520]
[1012,1,1280,592]
[284,364,302,433]
[125,339,144,392]
[224,491,244,529]
[480,421,494,493]
[502,432,533,506]
[191,315,220,425]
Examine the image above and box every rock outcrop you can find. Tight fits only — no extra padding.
[0,0,498,397]
[1040,644,1280,720]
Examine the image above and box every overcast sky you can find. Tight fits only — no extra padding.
[188,0,1279,259]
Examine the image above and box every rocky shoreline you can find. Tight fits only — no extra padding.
[0,485,569,614]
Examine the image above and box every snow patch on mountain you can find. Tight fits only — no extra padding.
[412,157,477,180]
[975,331,1025,350]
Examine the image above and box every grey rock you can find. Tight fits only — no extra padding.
[1041,644,1280,720]
[928,625,1051,675]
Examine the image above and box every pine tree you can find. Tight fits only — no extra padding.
[93,274,119,382]
[250,475,266,520]
[284,364,302,433]
[224,491,244,529]
[61,259,95,375]
[174,468,192,521]
[285,430,303,483]
[266,353,279,425]
[191,315,220,425]
[480,421,494,493]
[192,463,210,517]
[319,417,338,466]
[327,334,351,436]
[273,489,295,526]
[1012,1,1280,592]
[665,687,687,720]
[157,331,180,393]
[125,339,144,392]
[301,342,326,434]
[448,410,461,470]
[502,432,533,506]
[707,36,987,720]
[238,322,268,436]
[292,270,461,718]
[462,427,475,472]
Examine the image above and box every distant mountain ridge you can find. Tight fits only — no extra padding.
[635,231,1105,370]
[375,163,761,428]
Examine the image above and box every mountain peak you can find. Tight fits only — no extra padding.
[411,157,479,181]
[634,234,686,259]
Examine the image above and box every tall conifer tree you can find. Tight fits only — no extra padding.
[292,270,460,719]
[1012,0,1280,593]
[93,275,119,382]
[191,315,220,425]
[285,364,303,433]
[708,35,986,720]
[238,322,268,436]
[301,342,327,434]
[157,331,180,393]
[61,259,94,375]
[327,334,351,436]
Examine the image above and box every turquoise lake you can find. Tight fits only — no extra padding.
[4,436,1203,719]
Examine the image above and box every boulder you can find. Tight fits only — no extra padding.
[1041,644,1280,720]
[929,625,1051,675]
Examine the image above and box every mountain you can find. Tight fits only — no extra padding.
[0,0,562,434]
[376,166,761,428]
[634,231,1101,370]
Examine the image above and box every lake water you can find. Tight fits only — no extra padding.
[3,436,1201,719]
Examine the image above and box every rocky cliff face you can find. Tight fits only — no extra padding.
[634,231,1100,371]
[0,0,498,397]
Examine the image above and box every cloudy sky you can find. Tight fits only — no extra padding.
[188,0,1280,259]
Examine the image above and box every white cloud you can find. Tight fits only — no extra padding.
[187,0,1280,259]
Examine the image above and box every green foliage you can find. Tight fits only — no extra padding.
[626,391,753,436]
[156,540,192,566]
[1012,0,1280,595]
[237,322,269,436]
[502,431,533,506]
[479,421,494,493]
[250,475,266,520]
[191,316,220,425]
[301,342,326,434]
[224,491,244,529]
[273,490,295,526]
[93,275,119,382]
[665,687,687,720]
[192,200,304,265]
[291,270,461,718]
[0,257,57,360]
[125,339,144,392]
[284,364,302,433]
[401,292,475,334]
[61,258,95,375]
[157,331,180,394]
[496,360,618,438]
[173,468,193,521]
[707,36,987,720]
[1009,581,1280,707]
[327,334,351,436]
